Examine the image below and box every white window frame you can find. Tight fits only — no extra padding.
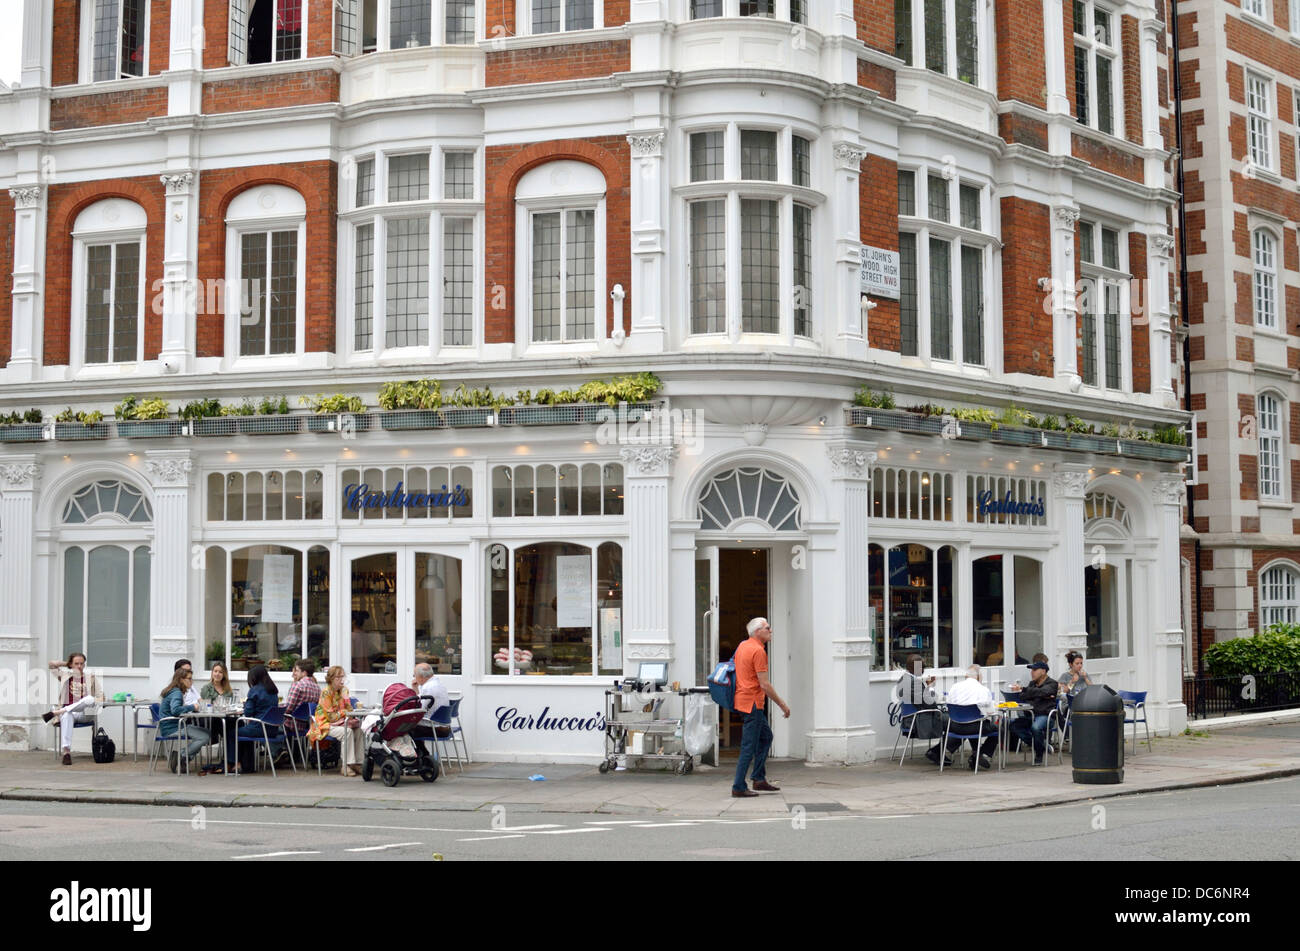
[680,122,824,346]
[1241,0,1269,22]
[897,165,995,371]
[1253,227,1279,330]
[228,0,309,66]
[684,0,806,20]
[523,0,604,34]
[895,0,987,87]
[1078,218,1132,393]
[80,0,150,83]
[224,187,307,366]
[1257,391,1285,501]
[1072,0,1122,138]
[1246,71,1275,174]
[344,147,484,362]
[1260,561,1299,627]
[70,200,148,373]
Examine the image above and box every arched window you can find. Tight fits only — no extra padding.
[225,185,306,360]
[1261,563,1299,627]
[72,198,147,368]
[1253,229,1278,329]
[1083,492,1132,533]
[63,480,153,524]
[516,161,607,345]
[1084,490,1134,660]
[698,467,801,531]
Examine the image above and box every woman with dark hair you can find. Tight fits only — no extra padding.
[1058,651,1093,696]
[227,664,283,773]
[159,668,211,773]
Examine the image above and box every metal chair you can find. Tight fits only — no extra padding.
[892,703,945,766]
[236,706,291,777]
[940,703,994,774]
[284,702,313,766]
[147,703,190,775]
[50,704,100,762]
[1117,689,1152,754]
[133,702,158,762]
[431,702,465,775]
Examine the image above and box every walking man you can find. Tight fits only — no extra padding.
[731,617,790,798]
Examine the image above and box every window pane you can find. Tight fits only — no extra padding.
[690,200,726,334]
[597,542,623,674]
[690,131,724,182]
[581,463,601,515]
[1085,563,1120,659]
[740,130,778,181]
[929,238,952,360]
[306,546,330,667]
[536,465,557,516]
[742,198,780,334]
[390,0,432,47]
[1074,47,1090,126]
[415,554,462,675]
[492,466,511,518]
[132,545,150,668]
[793,203,813,338]
[240,232,268,357]
[355,157,375,207]
[444,151,474,199]
[691,0,723,17]
[955,0,977,84]
[93,0,120,82]
[354,223,374,350]
[1072,0,1086,35]
[972,554,1004,666]
[269,229,297,354]
[927,174,949,222]
[275,0,303,60]
[603,462,624,515]
[791,135,812,188]
[350,552,395,674]
[84,244,113,364]
[899,232,919,356]
[514,543,593,675]
[1092,9,1111,45]
[446,0,476,43]
[924,0,946,73]
[959,184,980,230]
[565,0,595,30]
[898,170,916,216]
[1079,221,1095,264]
[265,471,284,521]
[121,0,146,76]
[87,546,130,668]
[895,0,913,63]
[443,217,474,346]
[565,209,596,340]
[64,547,85,660]
[790,0,806,23]
[961,245,983,365]
[388,154,430,202]
[1104,283,1121,388]
[559,464,579,516]
[1014,556,1044,663]
[386,217,430,348]
[1101,228,1119,269]
[204,547,227,671]
[113,243,140,361]
[533,0,560,31]
[245,471,264,521]
[1096,56,1114,135]
[286,470,304,520]
[740,0,775,14]
[1081,281,1097,385]
[532,212,561,341]
[515,466,535,517]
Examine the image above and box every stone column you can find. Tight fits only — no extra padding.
[625,131,667,353]
[806,444,876,764]
[0,458,41,750]
[159,172,197,374]
[1052,466,1090,666]
[167,0,205,114]
[832,143,868,359]
[1052,207,1081,392]
[1149,475,1189,735]
[1042,0,1073,155]
[21,0,49,88]
[1139,18,1166,186]
[7,185,46,382]
[1147,232,1177,408]
[620,447,675,676]
[145,452,194,687]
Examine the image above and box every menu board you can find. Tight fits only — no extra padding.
[556,555,592,628]
[600,607,622,667]
[261,554,295,623]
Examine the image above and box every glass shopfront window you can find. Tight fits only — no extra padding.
[869,543,955,669]
[488,540,622,676]
[414,552,463,675]
[972,554,1043,666]
[351,552,397,674]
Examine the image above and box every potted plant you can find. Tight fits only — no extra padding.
[232,395,300,435]
[229,645,247,671]
[206,641,225,666]
[301,393,371,433]
[377,378,447,430]
[54,407,109,440]
[0,408,45,443]
[115,395,183,438]
[181,398,235,437]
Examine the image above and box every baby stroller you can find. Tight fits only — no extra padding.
[361,683,439,786]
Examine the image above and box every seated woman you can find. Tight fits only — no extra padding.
[159,668,211,773]
[201,661,235,704]
[227,665,283,774]
[1058,651,1093,696]
[306,665,365,777]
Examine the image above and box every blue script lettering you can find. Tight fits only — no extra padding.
[342,482,470,512]
[495,706,607,732]
[977,489,1046,518]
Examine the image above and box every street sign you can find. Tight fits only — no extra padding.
[860,245,900,299]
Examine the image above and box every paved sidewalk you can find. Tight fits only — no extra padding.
[5,717,1299,818]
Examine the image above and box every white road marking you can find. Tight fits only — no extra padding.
[629,822,698,828]
[585,819,653,825]
[534,827,608,834]
[155,818,467,833]
[457,834,526,842]
[345,842,423,852]
[231,850,320,859]
[495,824,563,831]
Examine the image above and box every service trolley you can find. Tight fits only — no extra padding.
[599,681,696,775]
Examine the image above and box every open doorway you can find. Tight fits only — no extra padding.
[717,549,769,749]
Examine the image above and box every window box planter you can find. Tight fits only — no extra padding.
[378,408,494,430]
[991,425,1045,447]
[307,413,373,434]
[191,417,239,437]
[1064,433,1109,453]
[0,424,46,443]
[497,402,655,426]
[55,422,111,441]
[955,420,995,441]
[235,415,303,436]
[844,406,947,435]
[1119,439,1192,464]
[117,420,186,439]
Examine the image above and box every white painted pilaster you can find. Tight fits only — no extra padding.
[1148,232,1177,407]
[0,458,41,749]
[20,0,50,89]
[1042,0,1073,155]
[145,451,194,686]
[625,131,667,353]
[1052,206,1081,392]
[1150,475,1189,735]
[7,185,46,382]
[620,446,675,672]
[1139,18,1165,186]
[833,142,868,359]
[1052,465,1090,667]
[159,172,197,374]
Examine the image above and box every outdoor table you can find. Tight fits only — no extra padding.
[179,706,245,776]
[99,700,152,761]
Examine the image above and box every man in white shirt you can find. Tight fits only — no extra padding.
[411,663,451,739]
[943,665,998,770]
[176,659,201,707]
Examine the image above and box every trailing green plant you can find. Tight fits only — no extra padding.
[301,393,366,414]
[1099,421,1122,438]
[114,395,170,421]
[257,395,290,416]
[378,378,442,410]
[1038,415,1061,432]
[998,404,1035,429]
[1203,625,1300,678]
[220,398,258,417]
[1064,415,1093,434]
[1151,424,1187,446]
[55,407,104,425]
[949,407,998,426]
[0,408,43,426]
[854,387,897,409]
[179,398,223,420]
[378,373,662,412]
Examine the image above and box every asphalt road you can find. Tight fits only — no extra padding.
[1,774,1297,861]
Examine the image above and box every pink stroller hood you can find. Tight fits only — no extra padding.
[378,683,426,741]
[383,683,419,714]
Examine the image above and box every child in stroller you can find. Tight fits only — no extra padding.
[361,683,439,786]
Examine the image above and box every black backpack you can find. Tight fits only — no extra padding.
[92,727,116,764]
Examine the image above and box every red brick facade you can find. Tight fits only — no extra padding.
[485,41,631,86]
[1001,197,1054,376]
[1129,232,1151,392]
[997,0,1047,108]
[50,87,170,130]
[860,154,900,353]
[201,70,341,114]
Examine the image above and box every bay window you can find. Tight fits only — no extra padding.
[894,0,981,85]
[334,1,478,53]
[690,1,805,20]
[1072,0,1119,136]
[1078,219,1129,391]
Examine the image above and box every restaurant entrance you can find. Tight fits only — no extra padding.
[696,546,770,750]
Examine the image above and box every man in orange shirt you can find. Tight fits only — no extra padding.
[731,617,791,797]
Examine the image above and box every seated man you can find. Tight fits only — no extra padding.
[410,663,451,740]
[1007,661,1060,765]
[896,653,949,766]
[943,665,1000,771]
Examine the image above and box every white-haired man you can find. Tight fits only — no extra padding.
[411,663,451,739]
[731,617,790,798]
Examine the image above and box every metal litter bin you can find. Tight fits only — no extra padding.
[1070,684,1125,784]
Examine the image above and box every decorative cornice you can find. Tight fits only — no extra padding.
[0,463,42,490]
[1151,476,1185,506]
[8,185,42,209]
[160,171,195,196]
[1054,206,1081,229]
[1052,469,1091,498]
[1150,233,1176,255]
[624,641,672,660]
[827,445,875,480]
[144,456,193,487]
[620,446,676,477]
[831,639,874,659]
[833,142,868,170]
[626,131,665,158]
[151,638,192,655]
[0,638,35,653]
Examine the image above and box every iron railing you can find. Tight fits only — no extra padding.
[1182,670,1300,719]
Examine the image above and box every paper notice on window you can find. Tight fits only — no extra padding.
[600,607,622,667]
[556,555,592,628]
[261,554,295,623]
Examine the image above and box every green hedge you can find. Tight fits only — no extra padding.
[1203,625,1300,678]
